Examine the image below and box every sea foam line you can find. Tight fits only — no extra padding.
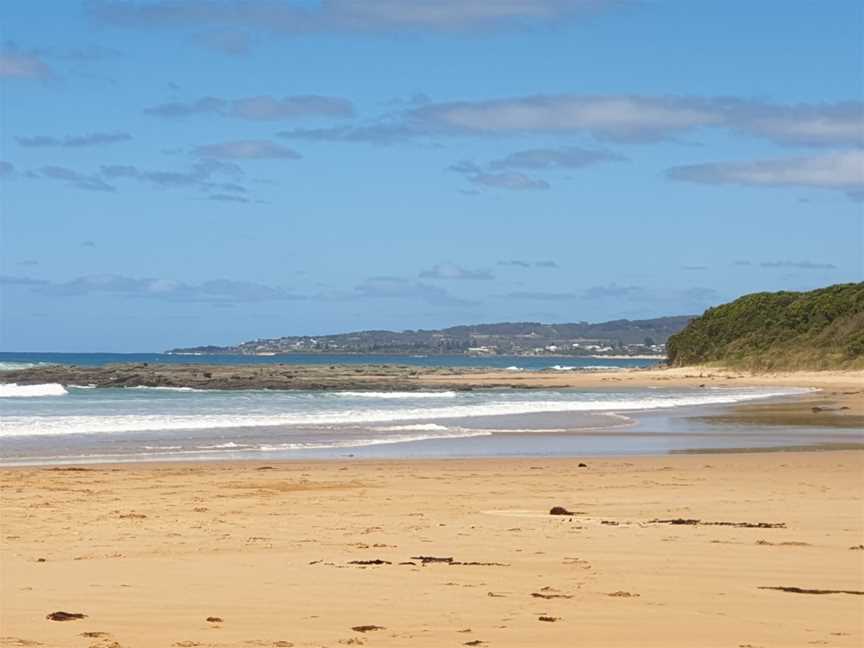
[0,388,813,437]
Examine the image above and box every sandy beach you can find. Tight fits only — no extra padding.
[0,453,862,647]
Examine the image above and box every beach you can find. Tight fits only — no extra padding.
[1,451,862,647]
[1,368,862,646]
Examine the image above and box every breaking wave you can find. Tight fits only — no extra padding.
[0,383,68,398]
[0,387,811,437]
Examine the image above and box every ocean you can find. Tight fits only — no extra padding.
[0,351,659,371]
[0,353,852,465]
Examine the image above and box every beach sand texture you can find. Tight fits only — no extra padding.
[1,450,862,647]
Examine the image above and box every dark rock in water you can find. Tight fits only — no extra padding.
[549,506,574,516]
[46,611,87,621]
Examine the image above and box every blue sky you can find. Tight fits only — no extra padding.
[1,0,862,352]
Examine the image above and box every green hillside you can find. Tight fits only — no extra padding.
[667,283,864,370]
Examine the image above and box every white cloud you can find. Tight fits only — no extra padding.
[145,95,354,120]
[286,96,862,147]
[419,263,494,280]
[194,140,301,160]
[667,150,864,198]
[88,0,625,34]
[414,95,725,141]
[31,274,306,303]
[468,171,550,191]
[488,146,624,169]
[16,132,132,148]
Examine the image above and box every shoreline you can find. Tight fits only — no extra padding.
[1,367,860,467]
[2,387,861,469]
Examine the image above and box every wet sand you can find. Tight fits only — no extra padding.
[1,451,863,647]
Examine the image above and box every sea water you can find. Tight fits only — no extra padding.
[2,369,848,464]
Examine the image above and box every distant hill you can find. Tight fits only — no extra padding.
[667,283,864,370]
[168,316,692,357]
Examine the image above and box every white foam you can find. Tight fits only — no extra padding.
[257,429,492,451]
[374,423,450,432]
[0,383,68,398]
[195,442,250,449]
[335,391,458,399]
[0,387,813,437]
[0,361,55,372]
[126,386,207,392]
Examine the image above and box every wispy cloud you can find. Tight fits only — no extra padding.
[449,160,549,191]
[488,146,624,170]
[278,122,422,145]
[467,171,550,191]
[419,263,494,280]
[100,159,242,190]
[415,96,864,146]
[193,30,252,56]
[498,259,558,268]
[505,290,579,301]
[667,150,864,199]
[415,95,726,142]
[16,132,132,148]
[28,166,115,192]
[208,193,250,203]
[50,44,122,62]
[87,0,625,36]
[278,96,864,148]
[582,283,646,300]
[726,101,864,147]
[17,273,306,303]
[350,276,474,306]
[0,275,50,286]
[0,46,54,79]
[0,161,14,177]
[759,260,837,270]
[27,159,253,200]
[449,146,622,191]
[145,94,353,120]
[193,140,301,160]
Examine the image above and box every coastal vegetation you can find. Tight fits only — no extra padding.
[667,283,864,370]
